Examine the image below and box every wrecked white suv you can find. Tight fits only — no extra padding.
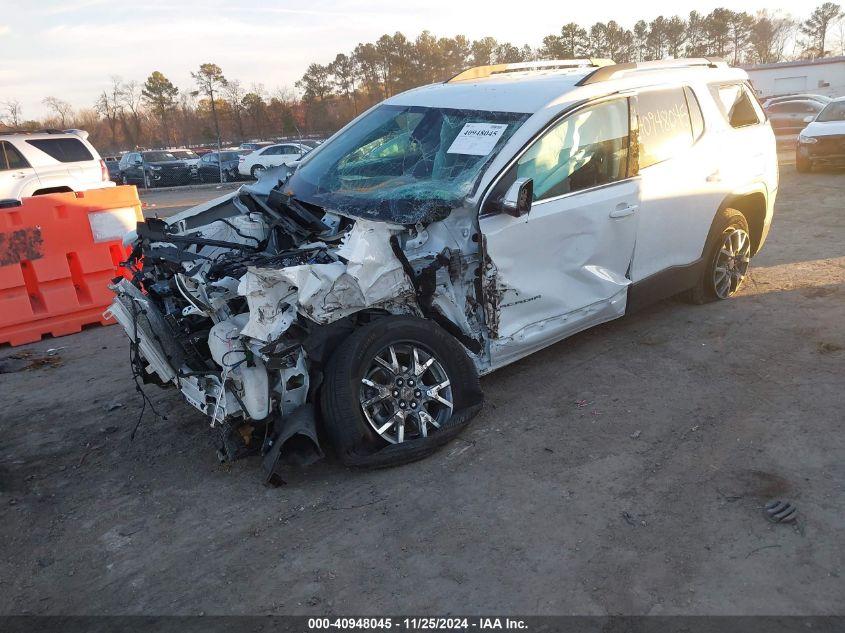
[108,58,777,482]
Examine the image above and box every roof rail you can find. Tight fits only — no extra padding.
[576,57,729,85]
[0,128,67,136]
[447,58,615,83]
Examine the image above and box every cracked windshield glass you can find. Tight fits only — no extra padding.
[286,104,530,223]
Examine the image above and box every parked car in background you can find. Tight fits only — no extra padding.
[102,155,122,184]
[796,97,845,172]
[765,99,827,135]
[0,129,113,200]
[168,149,201,179]
[240,142,273,151]
[299,139,324,149]
[237,142,311,178]
[762,93,832,108]
[196,150,243,183]
[118,150,192,188]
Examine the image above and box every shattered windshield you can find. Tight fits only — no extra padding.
[286,104,530,224]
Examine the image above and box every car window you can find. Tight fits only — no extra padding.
[816,101,845,122]
[712,83,762,128]
[1,141,30,170]
[637,88,696,169]
[515,99,630,201]
[26,137,94,162]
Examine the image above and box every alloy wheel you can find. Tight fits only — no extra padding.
[359,343,453,444]
[713,227,751,299]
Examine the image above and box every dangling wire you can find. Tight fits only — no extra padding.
[128,299,168,440]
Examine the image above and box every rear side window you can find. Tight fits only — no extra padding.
[26,138,94,162]
[0,141,30,170]
[636,88,695,169]
[711,83,762,128]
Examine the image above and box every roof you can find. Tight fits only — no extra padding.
[743,56,845,72]
[384,68,595,113]
[385,58,741,114]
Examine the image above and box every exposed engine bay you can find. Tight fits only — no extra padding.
[107,170,487,482]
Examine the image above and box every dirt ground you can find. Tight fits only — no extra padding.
[1,166,843,616]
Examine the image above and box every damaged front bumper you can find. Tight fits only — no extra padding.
[107,177,486,479]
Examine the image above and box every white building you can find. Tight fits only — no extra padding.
[743,56,845,99]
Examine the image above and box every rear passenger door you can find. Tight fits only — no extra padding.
[0,141,39,198]
[630,86,726,282]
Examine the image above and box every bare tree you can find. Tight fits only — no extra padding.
[3,99,23,128]
[224,79,246,142]
[120,80,144,145]
[42,96,73,127]
[94,76,125,150]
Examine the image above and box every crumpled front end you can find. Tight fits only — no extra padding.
[107,172,486,480]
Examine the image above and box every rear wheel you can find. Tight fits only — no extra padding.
[250,164,266,179]
[320,316,482,466]
[687,208,751,304]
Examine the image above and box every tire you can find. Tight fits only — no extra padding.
[687,208,751,304]
[221,169,230,183]
[120,174,128,185]
[250,164,265,179]
[320,315,483,467]
[143,172,151,189]
[796,151,812,173]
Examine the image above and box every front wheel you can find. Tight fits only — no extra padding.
[687,208,751,304]
[320,316,483,466]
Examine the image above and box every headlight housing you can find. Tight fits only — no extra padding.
[798,134,818,144]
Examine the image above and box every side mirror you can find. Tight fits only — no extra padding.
[803,115,815,123]
[502,178,533,217]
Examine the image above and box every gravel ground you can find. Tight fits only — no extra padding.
[0,166,843,615]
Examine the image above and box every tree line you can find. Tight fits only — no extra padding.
[1,3,842,153]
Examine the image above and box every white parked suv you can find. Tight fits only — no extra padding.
[237,142,311,179]
[109,58,777,480]
[0,130,114,200]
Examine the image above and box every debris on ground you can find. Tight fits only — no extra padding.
[105,400,124,412]
[630,430,642,439]
[765,499,798,523]
[0,350,64,373]
[817,341,843,354]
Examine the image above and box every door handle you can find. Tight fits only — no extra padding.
[610,203,637,218]
[12,172,26,179]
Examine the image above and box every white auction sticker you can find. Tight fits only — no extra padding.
[447,122,509,156]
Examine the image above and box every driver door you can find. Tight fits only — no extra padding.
[480,97,640,368]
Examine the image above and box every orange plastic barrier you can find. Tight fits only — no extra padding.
[0,186,142,346]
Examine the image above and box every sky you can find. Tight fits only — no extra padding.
[0,0,805,119]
